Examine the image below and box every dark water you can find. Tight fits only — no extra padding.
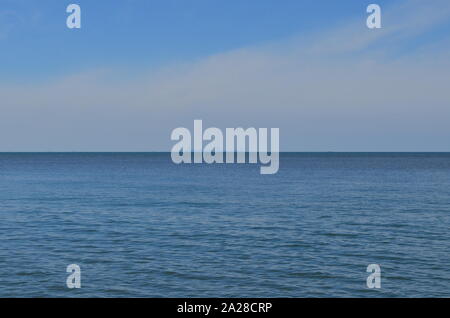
[0,153,449,297]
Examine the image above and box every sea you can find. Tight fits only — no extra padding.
[0,153,449,297]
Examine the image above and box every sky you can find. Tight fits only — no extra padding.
[1,0,450,151]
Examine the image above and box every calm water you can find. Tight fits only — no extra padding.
[0,153,449,297]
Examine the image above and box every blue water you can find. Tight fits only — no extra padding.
[1,153,449,297]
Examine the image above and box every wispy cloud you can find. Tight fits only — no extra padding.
[1,0,450,151]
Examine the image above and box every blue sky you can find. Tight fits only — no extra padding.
[1,0,395,82]
[1,0,450,151]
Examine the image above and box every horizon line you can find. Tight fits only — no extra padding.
[1,151,450,154]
